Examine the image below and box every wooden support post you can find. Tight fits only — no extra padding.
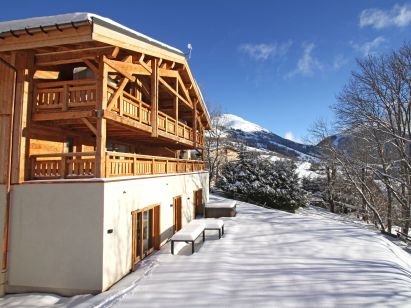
[60,156,67,179]
[11,52,34,183]
[174,79,179,135]
[192,99,198,146]
[150,58,159,137]
[95,56,108,178]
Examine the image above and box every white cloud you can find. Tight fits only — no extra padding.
[284,131,300,142]
[360,4,411,29]
[351,36,386,55]
[287,43,323,78]
[239,41,293,61]
[332,54,349,70]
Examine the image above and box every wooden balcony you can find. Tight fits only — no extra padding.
[30,151,205,180]
[33,79,202,147]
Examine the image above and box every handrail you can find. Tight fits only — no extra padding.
[35,79,97,89]
[31,151,96,158]
[105,151,202,164]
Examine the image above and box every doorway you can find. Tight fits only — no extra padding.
[173,196,182,233]
[131,204,160,271]
[194,189,203,217]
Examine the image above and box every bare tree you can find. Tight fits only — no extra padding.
[335,43,411,234]
[204,104,226,187]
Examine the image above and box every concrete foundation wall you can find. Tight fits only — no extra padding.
[102,172,209,290]
[7,182,105,295]
[5,171,209,296]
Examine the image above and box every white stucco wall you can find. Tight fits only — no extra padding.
[102,171,209,290]
[5,171,209,296]
[7,182,105,295]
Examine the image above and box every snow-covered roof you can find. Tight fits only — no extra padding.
[0,12,184,56]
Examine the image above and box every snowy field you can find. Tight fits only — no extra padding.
[2,195,411,307]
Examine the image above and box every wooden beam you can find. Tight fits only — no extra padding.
[193,99,197,147]
[103,110,152,134]
[11,52,34,183]
[32,110,94,121]
[83,59,99,75]
[174,80,179,129]
[139,59,191,107]
[176,74,193,106]
[81,118,97,135]
[104,58,136,82]
[151,58,159,137]
[35,46,117,66]
[0,25,92,53]
[107,78,129,111]
[96,55,108,178]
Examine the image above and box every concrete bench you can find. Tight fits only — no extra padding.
[171,222,205,254]
[192,219,225,239]
[205,200,237,218]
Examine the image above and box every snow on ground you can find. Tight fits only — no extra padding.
[0,293,92,307]
[296,161,319,179]
[2,195,411,307]
[96,195,411,307]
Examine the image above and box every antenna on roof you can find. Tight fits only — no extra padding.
[186,43,193,59]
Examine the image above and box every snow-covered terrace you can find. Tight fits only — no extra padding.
[2,195,411,307]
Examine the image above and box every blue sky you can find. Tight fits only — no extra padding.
[1,1,411,142]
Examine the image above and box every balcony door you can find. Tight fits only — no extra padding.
[173,196,182,233]
[131,205,160,271]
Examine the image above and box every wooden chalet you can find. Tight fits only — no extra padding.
[0,13,211,296]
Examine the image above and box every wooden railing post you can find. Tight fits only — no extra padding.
[105,152,110,177]
[62,84,69,111]
[60,156,67,179]
[166,159,168,174]
[138,100,142,123]
[30,156,36,179]
[152,158,155,174]
[119,93,123,116]
[133,156,137,176]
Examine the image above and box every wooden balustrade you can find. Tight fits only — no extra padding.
[34,79,97,111]
[107,86,151,124]
[106,152,205,177]
[30,152,96,180]
[30,151,205,180]
[33,80,201,145]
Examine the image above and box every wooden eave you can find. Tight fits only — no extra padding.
[0,21,93,52]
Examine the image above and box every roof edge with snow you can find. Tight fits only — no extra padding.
[0,12,185,56]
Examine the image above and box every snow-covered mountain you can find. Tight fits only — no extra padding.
[219,114,319,160]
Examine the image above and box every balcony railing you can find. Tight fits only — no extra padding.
[34,79,97,111]
[33,80,204,146]
[30,151,205,180]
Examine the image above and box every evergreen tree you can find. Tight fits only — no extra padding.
[217,152,307,212]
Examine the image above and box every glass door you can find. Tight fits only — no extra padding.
[131,205,160,271]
